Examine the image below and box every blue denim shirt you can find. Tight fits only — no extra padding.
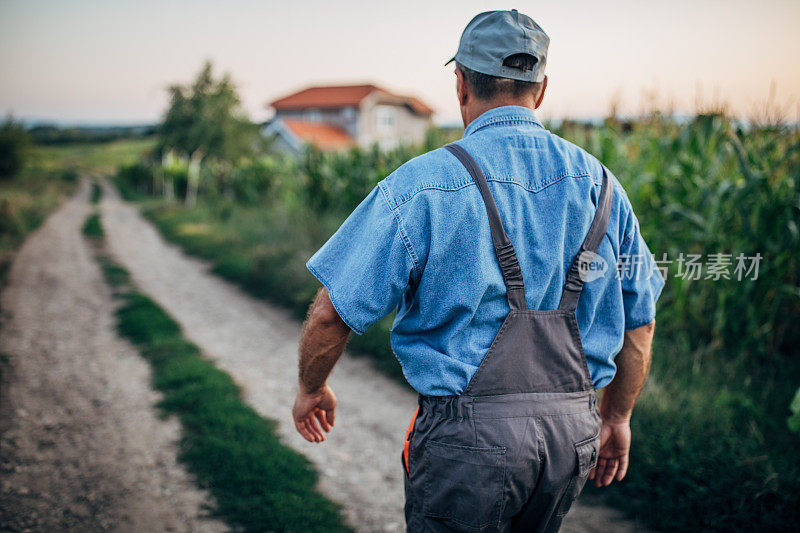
[307,106,664,396]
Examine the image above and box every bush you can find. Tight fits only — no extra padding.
[162,164,189,200]
[116,162,154,199]
[59,168,79,183]
[0,118,31,179]
[228,158,283,204]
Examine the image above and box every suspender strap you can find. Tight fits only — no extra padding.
[444,143,527,311]
[558,168,613,311]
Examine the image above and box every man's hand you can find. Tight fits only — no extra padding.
[590,320,654,487]
[293,384,337,443]
[293,288,350,443]
[589,419,631,486]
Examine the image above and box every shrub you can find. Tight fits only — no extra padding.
[228,158,283,204]
[116,162,154,199]
[59,168,79,183]
[0,118,31,179]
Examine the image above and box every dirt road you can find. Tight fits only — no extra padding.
[0,180,225,532]
[99,182,646,533]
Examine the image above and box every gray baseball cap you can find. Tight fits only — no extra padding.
[445,9,550,83]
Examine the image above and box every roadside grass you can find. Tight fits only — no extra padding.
[587,338,800,529]
[2,138,151,291]
[0,166,79,391]
[0,168,78,285]
[83,211,351,532]
[29,138,156,176]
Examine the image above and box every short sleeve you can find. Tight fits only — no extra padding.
[618,214,665,330]
[306,184,416,335]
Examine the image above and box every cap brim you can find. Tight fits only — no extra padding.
[444,56,455,66]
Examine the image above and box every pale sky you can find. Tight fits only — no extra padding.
[1,0,799,125]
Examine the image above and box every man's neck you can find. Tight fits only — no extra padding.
[464,98,536,128]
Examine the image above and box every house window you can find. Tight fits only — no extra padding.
[375,105,396,134]
[304,109,322,122]
[342,107,356,120]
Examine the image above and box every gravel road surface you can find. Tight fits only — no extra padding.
[0,180,226,532]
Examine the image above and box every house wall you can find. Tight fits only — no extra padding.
[274,107,359,139]
[261,120,303,155]
[272,95,432,151]
[268,132,302,155]
[357,93,431,149]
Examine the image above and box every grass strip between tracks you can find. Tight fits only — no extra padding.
[83,205,351,533]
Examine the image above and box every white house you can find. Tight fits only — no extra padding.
[263,84,434,153]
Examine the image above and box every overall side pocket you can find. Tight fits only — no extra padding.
[422,440,507,531]
[555,432,600,517]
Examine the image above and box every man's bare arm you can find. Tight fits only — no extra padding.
[292,287,351,443]
[601,320,654,422]
[590,319,655,486]
[298,287,351,392]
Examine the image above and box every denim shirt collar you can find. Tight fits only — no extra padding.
[463,105,543,137]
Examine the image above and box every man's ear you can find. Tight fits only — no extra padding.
[455,68,468,107]
[534,75,548,109]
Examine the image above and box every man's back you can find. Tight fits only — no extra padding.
[296,11,661,530]
[306,105,664,396]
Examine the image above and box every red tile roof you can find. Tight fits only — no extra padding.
[270,84,434,116]
[271,84,378,110]
[282,119,355,150]
[408,97,435,116]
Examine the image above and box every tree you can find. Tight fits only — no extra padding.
[158,61,259,205]
[0,116,31,180]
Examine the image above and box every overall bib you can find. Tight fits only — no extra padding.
[402,143,613,532]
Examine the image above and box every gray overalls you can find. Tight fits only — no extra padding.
[402,143,612,532]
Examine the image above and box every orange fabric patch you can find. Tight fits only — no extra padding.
[403,406,419,474]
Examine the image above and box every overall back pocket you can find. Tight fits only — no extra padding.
[422,440,507,531]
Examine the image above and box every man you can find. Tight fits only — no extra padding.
[292,9,663,532]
